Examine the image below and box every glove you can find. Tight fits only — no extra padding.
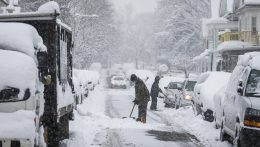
[133,99,139,105]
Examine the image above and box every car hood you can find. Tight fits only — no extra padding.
[249,97,260,110]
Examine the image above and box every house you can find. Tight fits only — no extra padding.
[216,0,260,72]
[193,0,238,73]
[193,0,260,73]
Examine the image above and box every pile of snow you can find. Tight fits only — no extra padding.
[0,50,38,99]
[162,107,231,147]
[0,23,47,58]
[0,110,36,141]
[216,41,253,53]
[38,1,60,14]
[199,72,231,112]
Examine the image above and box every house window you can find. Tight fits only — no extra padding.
[252,17,257,35]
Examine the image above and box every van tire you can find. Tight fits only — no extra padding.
[59,114,70,140]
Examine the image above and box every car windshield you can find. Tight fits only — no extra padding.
[246,69,260,97]
[114,77,124,81]
[185,81,196,91]
[169,82,182,89]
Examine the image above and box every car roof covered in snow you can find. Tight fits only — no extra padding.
[237,52,260,70]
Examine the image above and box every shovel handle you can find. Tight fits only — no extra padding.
[130,103,136,117]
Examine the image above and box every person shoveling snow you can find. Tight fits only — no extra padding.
[130,74,150,123]
[150,76,163,111]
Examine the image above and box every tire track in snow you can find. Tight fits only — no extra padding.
[147,110,204,147]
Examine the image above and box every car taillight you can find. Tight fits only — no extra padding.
[244,108,260,128]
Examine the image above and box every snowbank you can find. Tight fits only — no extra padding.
[0,50,38,99]
[0,23,47,58]
[200,72,231,111]
[0,110,36,141]
[38,1,60,14]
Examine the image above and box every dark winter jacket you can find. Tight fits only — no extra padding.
[135,78,150,104]
[150,81,162,98]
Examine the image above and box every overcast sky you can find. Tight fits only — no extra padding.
[111,0,159,15]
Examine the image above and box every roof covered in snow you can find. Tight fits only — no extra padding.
[193,49,211,61]
[216,41,255,53]
[38,1,60,14]
[0,23,47,58]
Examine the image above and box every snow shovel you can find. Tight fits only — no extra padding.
[122,103,136,119]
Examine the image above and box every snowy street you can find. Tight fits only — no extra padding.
[65,75,231,147]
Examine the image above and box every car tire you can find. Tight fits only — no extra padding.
[220,121,229,142]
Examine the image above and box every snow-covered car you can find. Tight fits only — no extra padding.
[193,72,230,122]
[164,81,183,108]
[193,72,211,115]
[220,52,260,146]
[73,75,85,104]
[213,85,227,129]
[74,69,100,91]
[175,79,197,109]
[110,76,127,89]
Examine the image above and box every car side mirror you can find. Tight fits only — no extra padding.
[237,87,243,96]
[164,87,168,90]
[177,87,183,91]
[238,79,243,87]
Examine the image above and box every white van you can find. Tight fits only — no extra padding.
[221,52,260,146]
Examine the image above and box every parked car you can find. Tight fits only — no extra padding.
[193,72,230,122]
[164,80,184,108]
[220,52,260,146]
[213,85,227,129]
[73,76,86,105]
[87,81,95,91]
[175,79,197,109]
[193,72,211,115]
[110,76,127,89]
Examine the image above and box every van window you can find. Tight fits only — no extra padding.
[245,69,260,97]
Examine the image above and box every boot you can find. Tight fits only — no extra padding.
[141,117,146,123]
[136,118,141,122]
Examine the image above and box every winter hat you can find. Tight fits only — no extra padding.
[130,74,137,82]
